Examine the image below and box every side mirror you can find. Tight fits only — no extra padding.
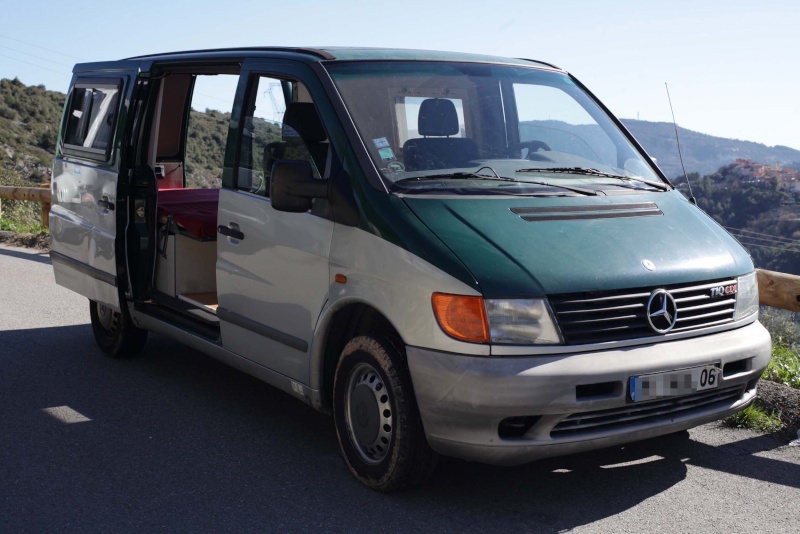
[270,160,329,213]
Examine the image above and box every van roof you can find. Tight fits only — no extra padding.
[116,46,561,70]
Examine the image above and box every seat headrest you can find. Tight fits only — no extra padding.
[282,103,327,143]
[418,98,459,137]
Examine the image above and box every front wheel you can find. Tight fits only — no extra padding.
[333,335,438,492]
[89,299,148,358]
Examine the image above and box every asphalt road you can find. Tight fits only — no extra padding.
[1,243,799,533]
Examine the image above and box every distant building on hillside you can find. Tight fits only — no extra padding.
[754,161,798,182]
[727,159,800,191]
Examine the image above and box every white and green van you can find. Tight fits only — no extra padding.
[50,47,771,491]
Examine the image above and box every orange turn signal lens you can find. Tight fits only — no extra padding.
[431,293,490,344]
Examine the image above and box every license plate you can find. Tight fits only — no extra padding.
[629,364,721,402]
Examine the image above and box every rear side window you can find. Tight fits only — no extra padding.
[63,81,121,159]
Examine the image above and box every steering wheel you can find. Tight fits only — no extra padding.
[510,140,552,159]
[521,140,551,157]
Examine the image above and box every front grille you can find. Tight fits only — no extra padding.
[550,278,737,345]
[550,384,744,439]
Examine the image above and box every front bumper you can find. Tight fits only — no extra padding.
[406,321,771,465]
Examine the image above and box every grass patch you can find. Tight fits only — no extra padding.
[763,343,800,389]
[726,402,783,433]
[0,196,44,230]
[0,218,47,234]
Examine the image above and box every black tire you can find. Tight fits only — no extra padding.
[89,299,148,358]
[333,335,438,492]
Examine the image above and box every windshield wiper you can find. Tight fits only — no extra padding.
[393,166,513,184]
[393,167,598,196]
[515,167,670,191]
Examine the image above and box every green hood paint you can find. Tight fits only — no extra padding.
[403,191,753,297]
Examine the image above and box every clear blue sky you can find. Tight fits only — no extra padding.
[2,0,799,151]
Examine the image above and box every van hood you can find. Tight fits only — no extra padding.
[403,191,753,297]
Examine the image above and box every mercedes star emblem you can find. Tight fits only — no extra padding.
[647,289,678,333]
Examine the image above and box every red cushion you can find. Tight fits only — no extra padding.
[157,189,219,239]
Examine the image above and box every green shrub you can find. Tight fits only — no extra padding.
[759,307,800,350]
[726,403,783,433]
[758,307,800,389]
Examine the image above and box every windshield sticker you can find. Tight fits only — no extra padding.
[387,161,405,173]
[372,137,390,149]
[378,147,395,161]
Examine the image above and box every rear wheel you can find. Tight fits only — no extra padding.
[333,335,438,492]
[89,299,148,358]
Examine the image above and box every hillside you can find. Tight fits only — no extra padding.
[0,77,798,272]
[184,108,233,188]
[0,77,63,183]
[686,160,800,275]
[620,119,800,180]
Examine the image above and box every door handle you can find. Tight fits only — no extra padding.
[97,197,115,211]
[217,224,244,240]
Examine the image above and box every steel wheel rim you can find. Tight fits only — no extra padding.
[344,362,393,465]
[96,303,119,334]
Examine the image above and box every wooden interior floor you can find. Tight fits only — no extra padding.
[181,292,218,310]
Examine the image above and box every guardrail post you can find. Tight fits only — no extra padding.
[40,182,50,229]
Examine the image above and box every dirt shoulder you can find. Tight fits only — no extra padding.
[756,379,800,435]
[0,231,50,251]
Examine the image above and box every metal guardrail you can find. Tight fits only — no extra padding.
[0,185,52,229]
[0,186,799,312]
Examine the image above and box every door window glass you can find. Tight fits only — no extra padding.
[64,83,120,157]
[237,76,328,197]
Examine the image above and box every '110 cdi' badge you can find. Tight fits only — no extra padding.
[710,284,737,298]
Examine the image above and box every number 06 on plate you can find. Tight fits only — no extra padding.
[629,364,721,402]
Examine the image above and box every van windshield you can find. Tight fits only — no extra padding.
[326,61,667,195]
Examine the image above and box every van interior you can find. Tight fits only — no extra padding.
[139,67,237,332]
[130,63,332,337]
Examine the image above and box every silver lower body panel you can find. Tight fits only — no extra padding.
[406,321,771,465]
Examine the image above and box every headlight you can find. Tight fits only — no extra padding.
[734,271,759,320]
[485,298,563,345]
[431,293,563,345]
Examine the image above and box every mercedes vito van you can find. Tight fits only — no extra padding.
[50,47,771,491]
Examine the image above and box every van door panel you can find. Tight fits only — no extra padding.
[50,73,135,311]
[215,61,336,384]
[50,159,121,310]
[216,189,333,382]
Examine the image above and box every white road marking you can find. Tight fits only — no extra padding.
[42,405,92,423]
